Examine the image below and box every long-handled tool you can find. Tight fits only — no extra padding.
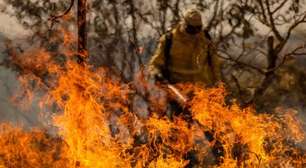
[166,84,188,104]
[156,77,188,105]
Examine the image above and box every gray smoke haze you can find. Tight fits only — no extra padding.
[0,28,45,128]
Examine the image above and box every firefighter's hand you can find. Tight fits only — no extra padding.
[155,72,165,81]
[148,69,164,83]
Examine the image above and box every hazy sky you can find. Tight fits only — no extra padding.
[0,13,27,38]
[0,0,28,38]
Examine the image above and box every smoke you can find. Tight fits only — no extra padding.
[0,33,54,129]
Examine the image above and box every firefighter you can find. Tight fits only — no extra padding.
[146,9,225,166]
[148,9,222,85]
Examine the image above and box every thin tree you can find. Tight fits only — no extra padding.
[77,0,87,63]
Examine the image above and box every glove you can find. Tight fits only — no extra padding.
[155,71,164,81]
[148,69,164,82]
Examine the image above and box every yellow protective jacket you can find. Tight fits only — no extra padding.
[148,25,222,85]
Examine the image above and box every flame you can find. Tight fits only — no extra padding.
[50,62,131,167]
[0,29,305,168]
[0,124,68,168]
[189,85,305,167]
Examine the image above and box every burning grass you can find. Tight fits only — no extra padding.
[0,30,305,167]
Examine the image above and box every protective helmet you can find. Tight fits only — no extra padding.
[183,9,203,27]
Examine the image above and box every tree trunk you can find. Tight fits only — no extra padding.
[77,0,87,63]
[252,36,278,110]
[256,36,277,96]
